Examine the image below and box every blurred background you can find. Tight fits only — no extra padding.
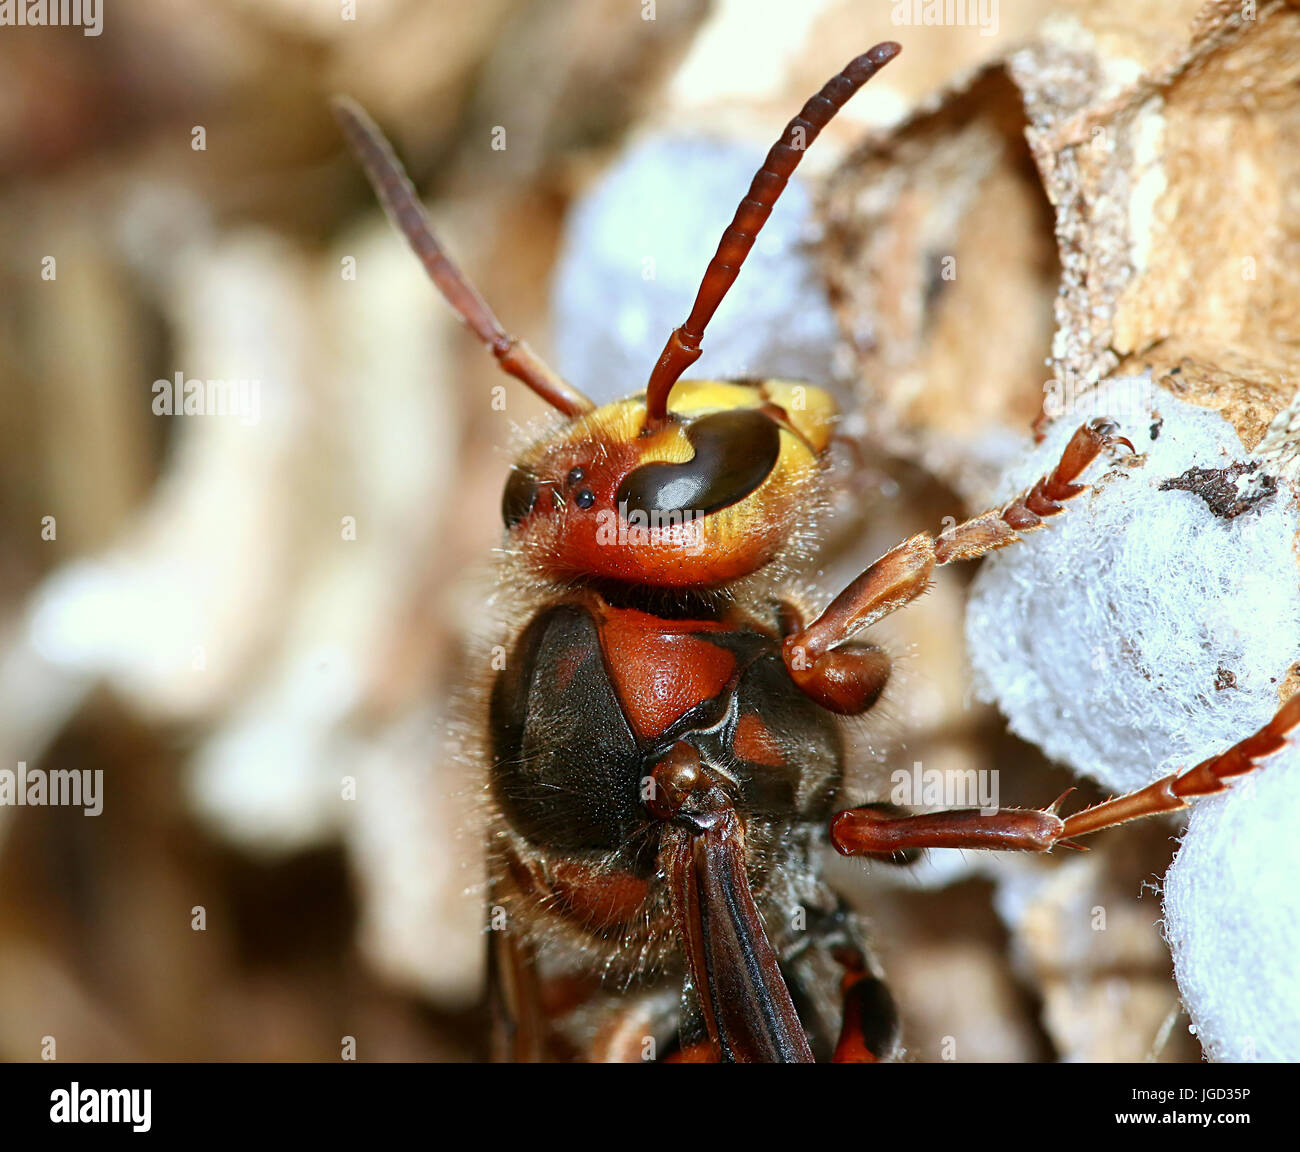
[0,0,1206,1061]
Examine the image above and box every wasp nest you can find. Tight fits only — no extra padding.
[824,1,1300,1060]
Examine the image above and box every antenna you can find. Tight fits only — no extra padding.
[643,42,901,425]
[332,96,594,417]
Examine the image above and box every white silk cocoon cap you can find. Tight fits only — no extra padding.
[1163,745,1300,1062]
[965,374,1300,1061]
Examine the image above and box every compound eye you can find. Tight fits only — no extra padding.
[616,409,782,518]
[501,466,539,529]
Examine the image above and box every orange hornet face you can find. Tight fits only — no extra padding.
[500,381,839,587]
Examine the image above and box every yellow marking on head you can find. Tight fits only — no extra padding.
[757,381,838,453]
[566,379,837,455]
